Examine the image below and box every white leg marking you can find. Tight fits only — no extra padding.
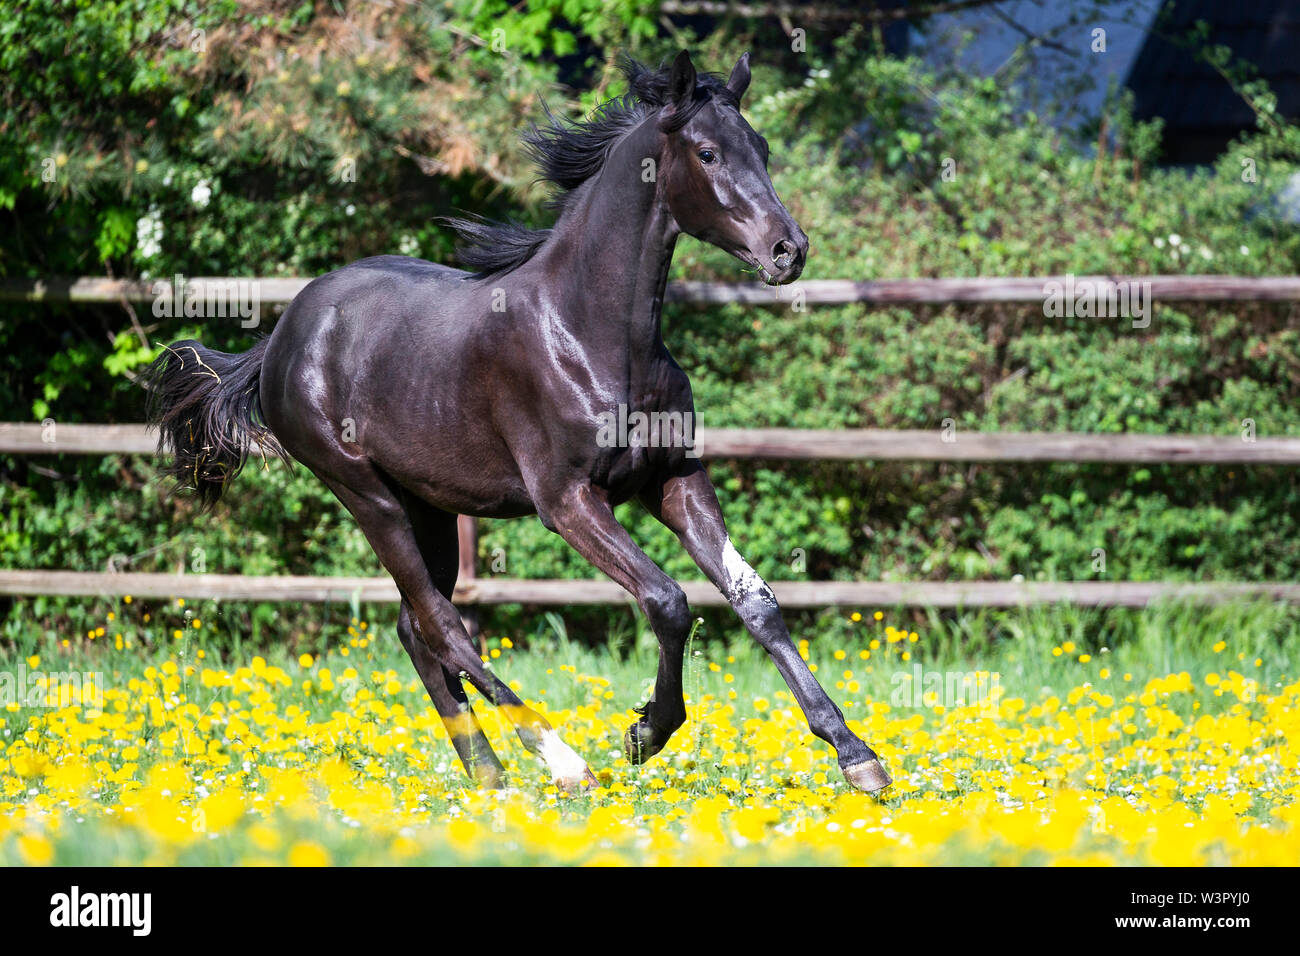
[722,538,778,607]
[538,729,588,783]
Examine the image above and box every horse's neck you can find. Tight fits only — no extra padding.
[547,119,677,358]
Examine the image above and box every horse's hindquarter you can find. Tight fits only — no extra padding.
[261,257,535,516]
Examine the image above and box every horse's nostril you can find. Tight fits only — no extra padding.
[772,238,797,270]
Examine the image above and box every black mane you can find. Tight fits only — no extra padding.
[442,56,736,278]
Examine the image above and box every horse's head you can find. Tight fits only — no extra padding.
[656,51,808,285]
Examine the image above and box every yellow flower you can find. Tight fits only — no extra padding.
[197,788,246,833]
[248,825,282,852]
[288,842,331,866]
[17,833,54,865]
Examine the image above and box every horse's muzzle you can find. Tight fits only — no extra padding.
[765,234,807,284]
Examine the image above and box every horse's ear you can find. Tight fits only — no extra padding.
[726,52,751,100]
[667,50,696,107]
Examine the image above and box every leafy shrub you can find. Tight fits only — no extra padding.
[3,8,1300,646]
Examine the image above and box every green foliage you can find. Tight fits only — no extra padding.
[4,6,1300,648]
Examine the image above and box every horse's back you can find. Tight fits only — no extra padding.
[290,255,469,312]
[262,255,462,415]
[270,255,477,349]
[340,254,468,282]
[259,254,534,514]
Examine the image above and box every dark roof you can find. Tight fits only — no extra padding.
[1125,0,1300,163]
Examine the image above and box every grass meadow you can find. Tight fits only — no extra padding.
[1,597,1298,865]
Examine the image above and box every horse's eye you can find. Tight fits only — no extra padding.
[698,149,716,165]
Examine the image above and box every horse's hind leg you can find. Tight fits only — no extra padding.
[396,501,504,786]
[436,630,597,791]
[397,600,504,787]
[307,458,596,789]
[395,492,596,789]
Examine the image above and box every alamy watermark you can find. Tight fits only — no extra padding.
[50,886,151,936]
[1042,274,1151,329]
[1,663,103,716]
[596,404,700,458]
[890,665,1001,716]
[152,273,261,328]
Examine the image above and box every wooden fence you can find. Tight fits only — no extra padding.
[6,423,1300,464]
[4,273,1299,609]
[5,274,1300,307]
[2,569,1298,609]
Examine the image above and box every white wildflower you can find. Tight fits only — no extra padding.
[136,207,163,259]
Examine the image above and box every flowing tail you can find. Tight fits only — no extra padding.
[142,338,287,509]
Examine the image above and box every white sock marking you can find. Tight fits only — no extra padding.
[538,729,588,783]
[722,538,777,606]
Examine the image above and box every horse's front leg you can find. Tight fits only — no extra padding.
[540,482,693,763]
[645,461,892,792]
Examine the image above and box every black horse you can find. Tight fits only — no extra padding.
[145,52,891,794]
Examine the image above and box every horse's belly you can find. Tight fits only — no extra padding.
[371,436,536,518]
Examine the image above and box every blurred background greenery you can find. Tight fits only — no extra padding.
[3,0,1299,651]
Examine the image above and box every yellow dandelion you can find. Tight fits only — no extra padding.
[288,842,330,867]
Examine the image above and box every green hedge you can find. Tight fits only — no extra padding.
[4,7,1300,646]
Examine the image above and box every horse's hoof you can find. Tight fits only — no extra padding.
[555,767,600,793]
[843,759,892,793]
[623,720,662,766]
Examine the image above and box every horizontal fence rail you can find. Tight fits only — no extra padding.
[4,421,1299,606]
[5,274,1300,307]
[5,423,1300,464]
[5,270,1298,609]
[3,571,1299,609]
